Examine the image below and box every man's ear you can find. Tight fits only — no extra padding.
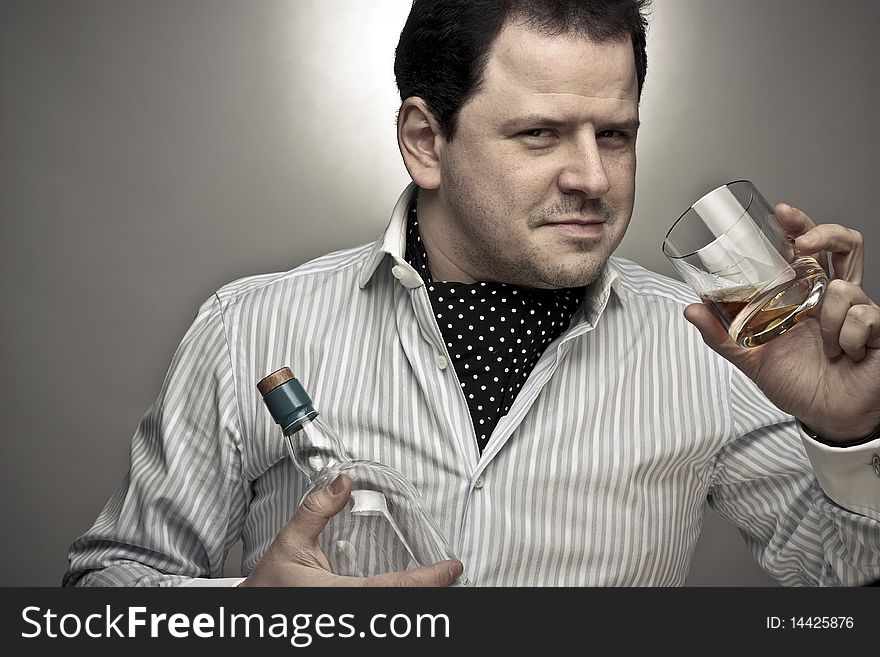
[397,97,444,189]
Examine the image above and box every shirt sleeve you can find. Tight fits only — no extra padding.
[63,294,248,587]
[707,369,880,586]
[798,425,880,520]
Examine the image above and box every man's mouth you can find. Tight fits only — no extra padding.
[544,217,606,226]
[540,219,606,238]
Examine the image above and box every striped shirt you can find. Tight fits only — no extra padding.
[64,184,880,587]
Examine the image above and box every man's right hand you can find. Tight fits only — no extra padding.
[239,474,464,587]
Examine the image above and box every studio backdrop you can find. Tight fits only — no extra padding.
[1,0,877,586]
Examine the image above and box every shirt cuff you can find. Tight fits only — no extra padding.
[176,577,247,587]
[798,422,880,521]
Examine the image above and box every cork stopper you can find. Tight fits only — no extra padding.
[257,367,295,396]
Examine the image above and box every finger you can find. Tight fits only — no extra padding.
[838,304,880,362]
[774,203,832,276]
[683,303,753,372]
[285,474,353,546]
[794,224,864,285]
[357,560,464,588]
[819,280,873,358]
[774,203,816,237]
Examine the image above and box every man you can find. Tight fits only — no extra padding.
[65,0,880,587]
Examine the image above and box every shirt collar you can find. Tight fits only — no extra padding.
[357,183,418,289]
[357,183,628,316]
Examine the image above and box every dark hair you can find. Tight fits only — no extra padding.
[394,0,651,139]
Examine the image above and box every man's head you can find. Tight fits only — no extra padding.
[395,0,649,141]
[394,0,651,289]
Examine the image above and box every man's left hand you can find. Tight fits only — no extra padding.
[684,203,880,443]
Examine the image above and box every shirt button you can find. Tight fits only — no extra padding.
[391,264,422,289]
[435,355,448,370]
[474,475,485,489]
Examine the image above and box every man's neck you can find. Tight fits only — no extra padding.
[414,190,478,284]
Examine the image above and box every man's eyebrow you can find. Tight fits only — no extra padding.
[602,118,641,132]
[500,115,641,132]
[500,114,569,130]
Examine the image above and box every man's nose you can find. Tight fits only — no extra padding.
[556,136,611,198]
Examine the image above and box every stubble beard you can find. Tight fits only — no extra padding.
[444,179,625,289]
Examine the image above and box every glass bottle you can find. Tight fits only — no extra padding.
[257,367,467,583]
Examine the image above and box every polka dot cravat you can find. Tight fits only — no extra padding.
[404,200,585,454]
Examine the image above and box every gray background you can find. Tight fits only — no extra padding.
[1,0,876,586]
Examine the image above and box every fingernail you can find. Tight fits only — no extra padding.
[448,560,463,578]
[330,476,345,494]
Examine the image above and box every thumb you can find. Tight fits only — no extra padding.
[286,474,353,546]
[683,303,751,366]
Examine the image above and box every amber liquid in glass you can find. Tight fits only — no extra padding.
[701,257,827,347]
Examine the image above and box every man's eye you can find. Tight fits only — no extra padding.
[597,130,625,140]
[521,129,555,139]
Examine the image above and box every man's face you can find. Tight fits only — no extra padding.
[434,21,639,288]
